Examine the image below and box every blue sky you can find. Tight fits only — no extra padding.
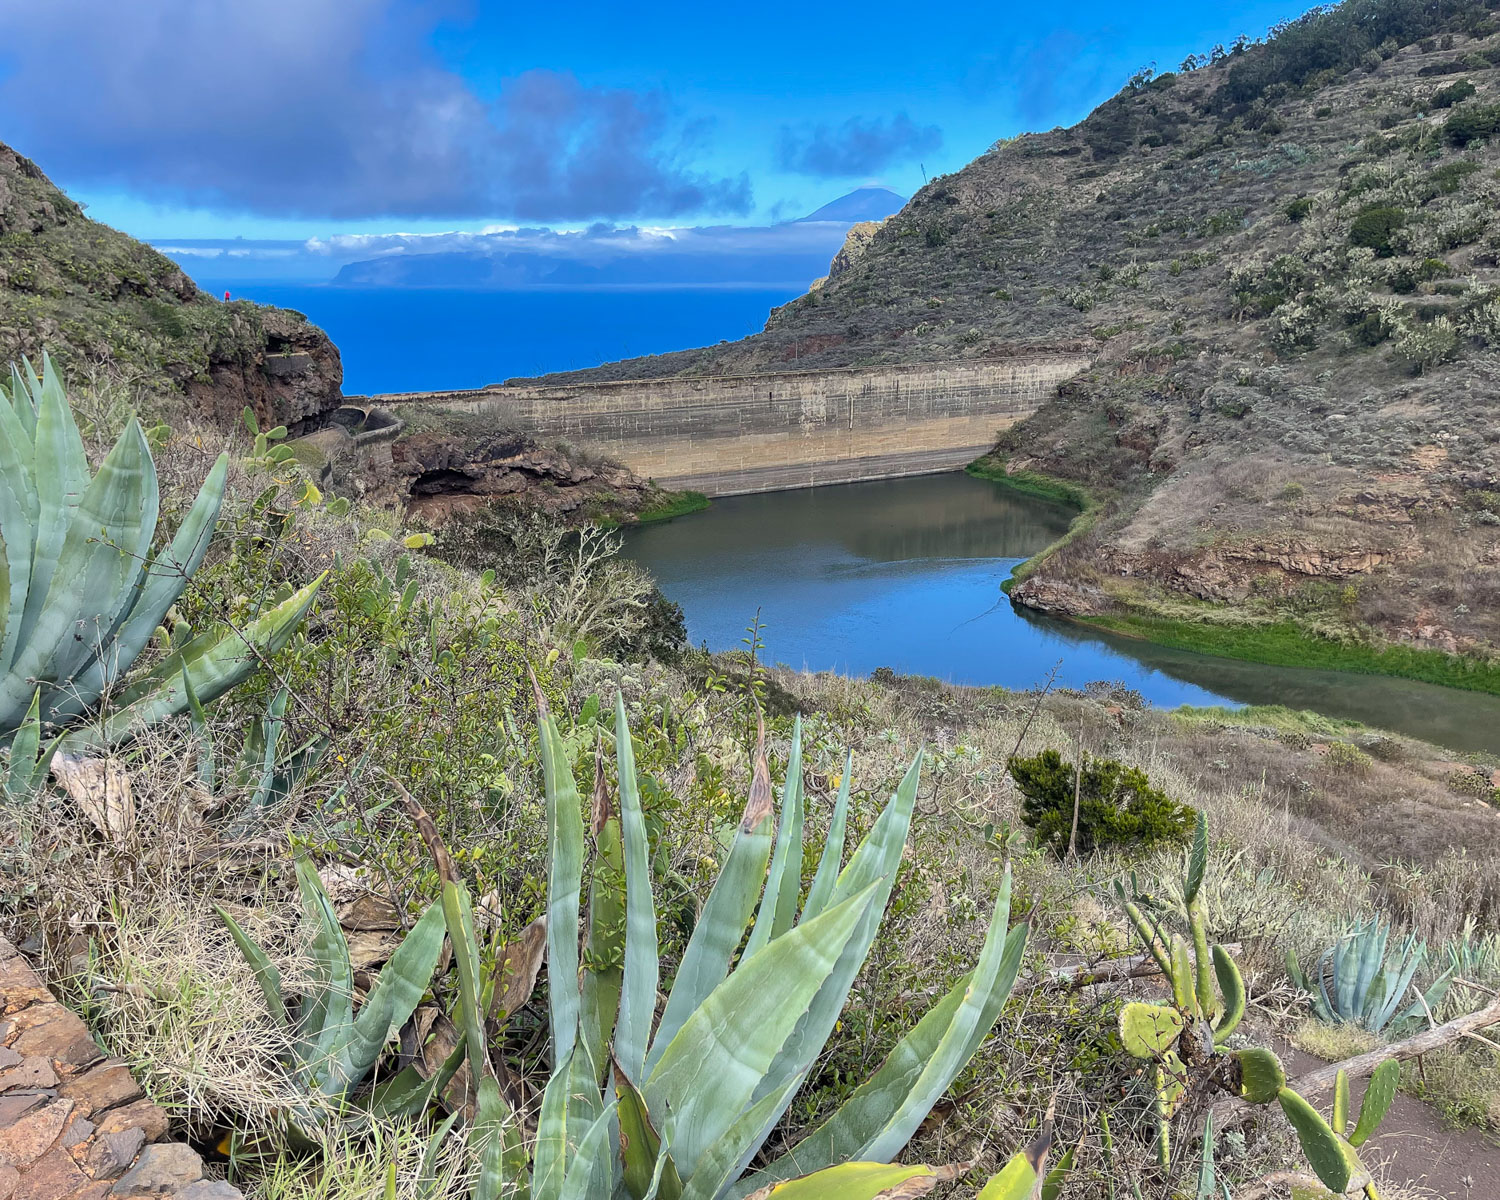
[0,0,1316,241]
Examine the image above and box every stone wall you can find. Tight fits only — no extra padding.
[0,938,240,1200]
[373,355,1090,496]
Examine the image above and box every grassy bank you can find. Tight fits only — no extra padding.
[636,488,710,524]
[965,454,1099,594]
[1085,609,1500,696]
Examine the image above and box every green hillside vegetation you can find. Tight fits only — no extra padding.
[0,142,341,430]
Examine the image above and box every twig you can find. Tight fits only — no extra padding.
[1213,994,1500,1127]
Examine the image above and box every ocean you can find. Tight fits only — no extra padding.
[193,283,801,395]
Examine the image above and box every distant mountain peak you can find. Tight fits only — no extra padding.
[795,187,906,224]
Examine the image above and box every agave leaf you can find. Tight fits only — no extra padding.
[16,353,89,669]
[750,752,924,1114]
[801,749,852,922]
[1196,1113,1215,1200]
[4,419,158,726]
[538,713,584,1068]
[581,743,625,1084]
[677,1076,805,1200]
[292,856,356,1092]
[533,1048,578,1200]
[977,1124,1053,1200]
[338,900,447,1092]
[1041,1141,1075,1200]
[647,720,774,1072]
[366,1033,467,1120]
[743,715,805,960]
[740,1162,957,1200]
[248,687,290,808]
[557,1104,617,1200]
[615,1063,683,1200]
[0,481,32,679]
[733,894,1027,1194]
[57,574,324,753]
[1348,1058,1399,1148]
[614,696,658,1084]
[856,877,1026,1164]
[472,1074,528,1200]
[214,904,288,1030]
[645,884,877,1180]
[57,453,229,713]
[181,668,216,789]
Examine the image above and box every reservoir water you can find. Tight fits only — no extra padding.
[623,472,1500,752]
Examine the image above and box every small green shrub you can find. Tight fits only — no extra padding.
[1349,206,1406,256]
[1430,78,1477,108]
[1008,747,1196,857]
[1326,741,1373,775]
[1444,103,1500,146]
[1284,196,1313,222]
[1428,159,1481,196]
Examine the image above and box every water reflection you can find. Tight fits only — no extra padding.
[623,473,1500,752]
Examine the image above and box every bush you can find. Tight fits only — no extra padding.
[1285,196,1314,222]
[1008,747,1196,857]
[1392,316,1460,372]
[1444,103,1500,146]
[1430,78,1477,108]
[1326,741,1374,774]
[1349,206,1406,256]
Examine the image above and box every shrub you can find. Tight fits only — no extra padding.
[1008,747,1195,856]
[1392,316,1460,372]
[1326,741,1373,774]
[1444,103,1500,146]
[1430,78,1477,108]
[1285,196,1314,222]
[1349,206,1406,256]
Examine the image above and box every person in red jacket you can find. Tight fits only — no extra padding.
[223,290,231,301]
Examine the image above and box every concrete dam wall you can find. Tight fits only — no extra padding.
[374,354,1090,496]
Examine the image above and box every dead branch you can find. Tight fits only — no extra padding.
[1023,945,1242,993]
[1213,994,1500,1127]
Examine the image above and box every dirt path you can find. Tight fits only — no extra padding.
[1278,1043,1499,1198]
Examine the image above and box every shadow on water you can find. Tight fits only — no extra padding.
[623,472,1500,753]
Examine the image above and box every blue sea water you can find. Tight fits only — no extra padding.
[193,283,800,395]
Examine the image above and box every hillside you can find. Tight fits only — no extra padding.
[537,0,1500,678]
[0,141,342,432]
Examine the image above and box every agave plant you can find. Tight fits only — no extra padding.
[406,694,1030,1200]
[216,856,449,1125]
[0,353,323,780]
[185,675,327,810]
[1287,918,1451,1035]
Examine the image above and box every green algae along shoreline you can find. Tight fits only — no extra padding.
[969,455,1500,698]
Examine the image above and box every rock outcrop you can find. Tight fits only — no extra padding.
[809,220,883,291]
[0,142,342,434]
[0,937,242,1200]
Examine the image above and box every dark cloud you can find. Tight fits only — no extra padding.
[0,0,751,221]
[776,114,941,178]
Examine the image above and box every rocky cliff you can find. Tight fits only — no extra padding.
[0,141,342,433]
